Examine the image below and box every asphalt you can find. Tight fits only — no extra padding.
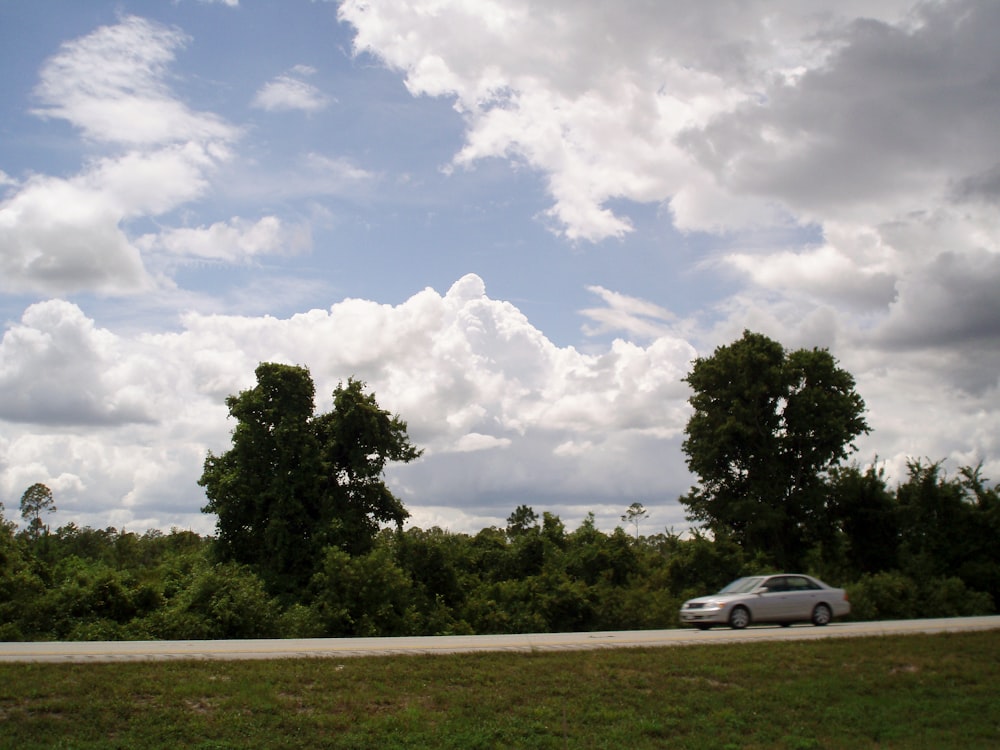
[2,616,998,663]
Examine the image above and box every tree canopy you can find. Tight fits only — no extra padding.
[199,363,421,595]
[680,331,869,569]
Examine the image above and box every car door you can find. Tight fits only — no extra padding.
[752,576,789,620]
[782,576,821,619]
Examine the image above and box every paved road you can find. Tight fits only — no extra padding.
[2,616,998,663]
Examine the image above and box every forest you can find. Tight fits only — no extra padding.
[1,333,997,641]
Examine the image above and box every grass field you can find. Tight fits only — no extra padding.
[1,631,998,749]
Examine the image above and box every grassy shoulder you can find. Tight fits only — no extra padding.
[1,631,998,749]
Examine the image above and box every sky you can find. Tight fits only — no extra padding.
[1,0,998,538]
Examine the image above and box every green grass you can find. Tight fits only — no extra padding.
[1,632,998,749]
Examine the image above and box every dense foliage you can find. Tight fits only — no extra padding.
[1,457,996,641]
[2,341,997,641]
[199,364,420,598]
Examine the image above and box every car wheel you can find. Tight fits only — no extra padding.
[812,603,832,626]
[728,606,750,630]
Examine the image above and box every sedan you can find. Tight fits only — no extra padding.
[680,574,850,630]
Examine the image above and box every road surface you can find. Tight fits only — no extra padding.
[1,616,997,663]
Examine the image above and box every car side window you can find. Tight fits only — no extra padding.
[786,576,816,591]
[763,577,787,593]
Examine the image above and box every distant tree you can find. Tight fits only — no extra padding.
[680,331,869,569]
[20,483,56,540]
[505,505,539,538]
[200,363,421,596]
[621,502,648,540]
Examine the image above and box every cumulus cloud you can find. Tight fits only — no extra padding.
[252,66,331,112]
[0,300,159,426]
[0,277,697,533]
[0,173,153,295]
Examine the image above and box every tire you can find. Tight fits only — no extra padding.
[728,606,750,630]
[812,603,832,626]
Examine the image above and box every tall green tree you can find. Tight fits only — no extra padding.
[199,363,421,596]
[621,502,648,540]
[20,483,56,540]
[680,331,869,569]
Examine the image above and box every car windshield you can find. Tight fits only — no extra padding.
[717,577,766,595]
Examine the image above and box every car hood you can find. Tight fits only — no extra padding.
[683,593,750,606]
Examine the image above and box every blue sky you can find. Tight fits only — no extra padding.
[1,0,998,536]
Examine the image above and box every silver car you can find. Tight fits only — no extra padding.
[680,574,850,630]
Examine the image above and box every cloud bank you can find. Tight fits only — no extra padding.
[0,277,695,533]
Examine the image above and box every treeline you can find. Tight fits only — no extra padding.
[4,337,998,641]
[1,458,996,642]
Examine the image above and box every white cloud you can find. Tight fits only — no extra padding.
[453,433,512,453]
[252,67,331,113]
[0,300,159,426]
[138,215,311,263]
[0,143,235,296]
[580,286,675,339]
[301,153,376,191]
[32,15,237,146]
[0,173,154,296]
[720,242,898,313]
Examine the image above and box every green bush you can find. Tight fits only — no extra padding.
[152,562,280,639]
[847,571,920,621]
[848,571,994,621]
